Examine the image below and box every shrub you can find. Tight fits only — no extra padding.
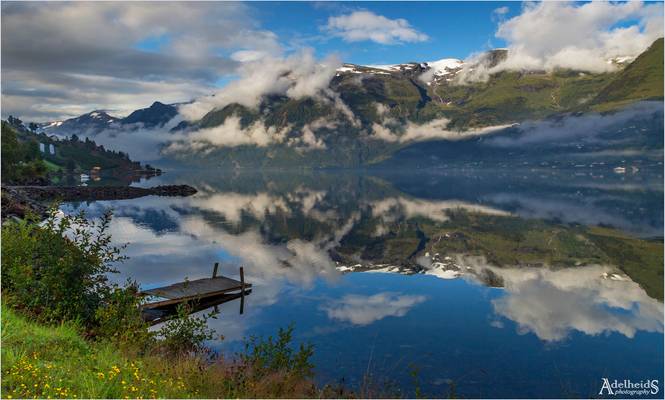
[156,304,218,356]
[240,324,314,379]
[1,209,126,327]
[93,281,153,349]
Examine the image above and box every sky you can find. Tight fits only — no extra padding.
[1,1,662,122]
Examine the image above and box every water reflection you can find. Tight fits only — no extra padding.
[322,293,427,326]
[460,260,664,341]
[64,169,663,396]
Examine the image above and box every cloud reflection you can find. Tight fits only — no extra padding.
[460,259,664,341]
[322,292,427,326]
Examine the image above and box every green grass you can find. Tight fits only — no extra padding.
[433,69,618,128]
[1,304,321,399]
[43,159,62,173]
[1,304,197,399]
[591,38,664,111]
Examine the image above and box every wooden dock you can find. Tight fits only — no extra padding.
[140,264,251,311]
[141,289,252,325]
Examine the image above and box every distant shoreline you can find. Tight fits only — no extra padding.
[1,184,197,220]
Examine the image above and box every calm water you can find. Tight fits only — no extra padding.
[64,168,664,398]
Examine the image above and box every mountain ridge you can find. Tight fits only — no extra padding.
[36,38,664,168]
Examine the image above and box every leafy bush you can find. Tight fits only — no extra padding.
[1,122,48,184]
[93,282,153,348]
[1,209,125,326]
[240,324,314,379]
[156,304,218,355]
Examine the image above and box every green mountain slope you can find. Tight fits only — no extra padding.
[169,39,664,167]
[591,38,664,111]
[429,69,615,128]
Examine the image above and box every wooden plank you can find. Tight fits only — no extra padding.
[141,285,252,309]
[141,289,253,324]
[139,266,251,311]
[140,276,250,299]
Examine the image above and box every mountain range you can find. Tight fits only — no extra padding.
[38,38,664,168]
[39,101,179,137]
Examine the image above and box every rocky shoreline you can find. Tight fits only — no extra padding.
[1,184,197,220]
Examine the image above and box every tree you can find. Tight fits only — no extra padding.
[1,123,20,180]
[65,158,76,172]
[8,115,23,128]
[24,140,40,160]
[1,122,48,184]
[28,122,38,132]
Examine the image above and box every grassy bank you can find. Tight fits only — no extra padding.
[1,304,326,399]
[0,211,336,399]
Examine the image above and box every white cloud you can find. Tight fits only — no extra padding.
[324,11,428,45]
[323,292,427,325]
[178,49,342,121]
[165,116,290,152]
[290,118,334,151]
[230,50,269,63]
[460,1,664,82]
[1,2,281,121]
[371,116,514,143]
[491,6,510,24]
[488,101,663,147]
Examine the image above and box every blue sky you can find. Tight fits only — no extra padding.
[134,2,517,65]
[254,1,516,64]
[2,1,662,121]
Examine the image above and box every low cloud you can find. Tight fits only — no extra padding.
[322,292,427,326]
[457,1,664,83]
[166,116,290,153]
[288,118,336,151]
[178,49,342,121]
[170,49,363,152]
[82,116,184,161]
[487,101,663,147]
[323,10,428,45]
[165,115,344,153]
[372,113,513,143]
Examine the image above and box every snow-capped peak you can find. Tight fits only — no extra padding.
[335,58,464,82]
[425,58,464,77]
[365,62,423,72]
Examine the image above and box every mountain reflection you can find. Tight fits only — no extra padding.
[64,169,663,343]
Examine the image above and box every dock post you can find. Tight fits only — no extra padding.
[212,262,219,278]
[239,266,245,315]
